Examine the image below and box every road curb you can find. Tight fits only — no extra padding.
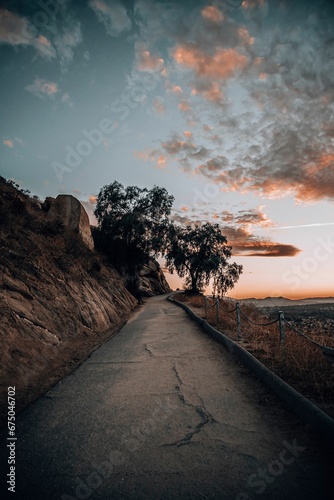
[167,295,334,444]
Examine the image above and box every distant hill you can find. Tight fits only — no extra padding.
[239,296,334,307]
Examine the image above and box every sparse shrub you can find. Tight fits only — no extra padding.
[180,295,334,409]
[65,236,87,257]
[188,294,205,308]
[54,255,71,272]
[89,260,102,275]
[40,219,65,237]
[11,197,26,216]
[20,188,31,196]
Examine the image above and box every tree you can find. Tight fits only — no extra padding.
[94,181,174,275]
[165,222,242,295]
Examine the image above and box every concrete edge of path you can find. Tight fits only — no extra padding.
[167,295,334,444]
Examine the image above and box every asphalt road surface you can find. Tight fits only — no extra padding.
[0,294,332,499]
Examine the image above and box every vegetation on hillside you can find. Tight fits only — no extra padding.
[177,293,334,418]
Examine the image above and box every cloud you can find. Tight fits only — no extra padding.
[170,85,183,94]
[172,211,300,257]
[2,136,24,149]
[173,43,248,80]
[196,155,229,173]
[162,136,197,156]
[232,242,301,257]
[201,6,224,24]
[80,199,98,225]
[54,22,82,70]
[158,133,211,171]
[178,99,191,113]
[134,0,185,44]
[133,0,334,204]
[152,97,166,114]
[0,8,56,59]
[191,81,224,103]
[0,6,83,68]
[26,78,58,99]
[89,0,132,37]
[61,92,74,108]
[222,206,273,227]
[192,124,334,202]
[134,149,167,169]
[135,41,165,72]
[3,139,13,148]
[156,155,167,168]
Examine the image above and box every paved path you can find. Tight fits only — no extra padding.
[0,295,332,499]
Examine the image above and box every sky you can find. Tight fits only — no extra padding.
[1,0,334,299]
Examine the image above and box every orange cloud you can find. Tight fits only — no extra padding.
[134,149,167,169]
[170,85,183,94]
[246,154,334,203]
[134,150,154,161]
[192,81,224,103]
[136,43,164,72]
[26,78,58,98]
[3,139,13,148]
[233,242,301,257]
[173,43,248,80]
[172,213,300,258]
[201,6,224,23]
[157,155,167,168]
[184,131,193,138]
[152,97,166,114]
[162,138,196,155]
[37,35,51,47]
[178,99,191,113]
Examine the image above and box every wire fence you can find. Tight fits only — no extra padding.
[203,295,334,359]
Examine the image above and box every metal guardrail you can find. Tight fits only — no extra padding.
[204,295,333,356]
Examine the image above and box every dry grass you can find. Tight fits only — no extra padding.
[177,293,334,417]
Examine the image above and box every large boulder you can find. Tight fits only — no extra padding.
[47,195,94,251]
[138,259,171,296]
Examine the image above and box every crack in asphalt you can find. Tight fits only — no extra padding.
[144,344,154,357]
[163,364,216,447]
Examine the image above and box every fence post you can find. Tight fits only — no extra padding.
[204,296,207,319]
[236,302,241,339]
[279,311,285,344]
[216,296,219,326]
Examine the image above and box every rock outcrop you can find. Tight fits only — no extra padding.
[46,194,94,251]
[139,259,171,296]
[0,178,137,426]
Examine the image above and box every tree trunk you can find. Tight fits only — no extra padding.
[190,274,198,294]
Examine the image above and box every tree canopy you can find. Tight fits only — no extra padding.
[94,181,174,274]
[165,222,242,295]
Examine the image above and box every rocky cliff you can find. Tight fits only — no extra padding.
[0,178,140,425]
[46,194,95,251]
[139,259,171,296]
